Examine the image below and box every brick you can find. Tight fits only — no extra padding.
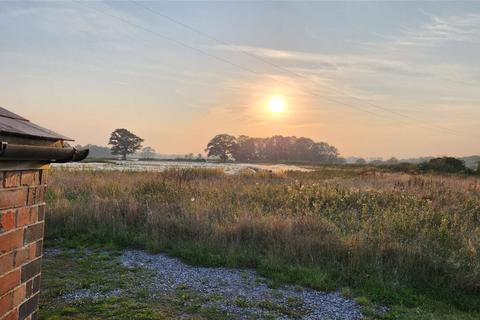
[39,171,48,185]
[20,172,39,187]
[25,275,40,298]
[0,230,24,254]
[0,189,27,210]
[21,258,41,283]
[15,208,30,228]
[1,309,18,320]
[27,245,36,261]
[24,279,32,298]
[16,207,38,227]
[36,206,45,222]
[18,293,38,320]
[13,247,31,268]
[38,188,45,203]
[0,270,20,296]
[0,292,13,316]
[26,188,45,206]
[34,241,42,258]
[31,276,40,296]
[23,223,44,245]
[4,172,21,188]
[12,284,26,307]
[0,210,15,233]
[28,208,37,225]
[0,252,14,274]
[26,189,37,206]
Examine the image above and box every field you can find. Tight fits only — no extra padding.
[52,160,311,174]
[41,166,480,319]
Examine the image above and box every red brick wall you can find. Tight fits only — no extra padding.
[0,169,48,320]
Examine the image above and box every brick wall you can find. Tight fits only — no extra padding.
[0,169,48,320]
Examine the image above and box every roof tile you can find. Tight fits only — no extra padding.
[0,107,72,141]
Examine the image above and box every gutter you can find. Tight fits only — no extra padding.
[0,142,89,163]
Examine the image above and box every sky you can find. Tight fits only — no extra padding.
[1,1,479,159]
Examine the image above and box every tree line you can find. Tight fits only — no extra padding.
[205,134,340,163]
[79,129,480,173]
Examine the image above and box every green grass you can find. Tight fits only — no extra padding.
[39,246,231,320]
[44,168,480,319]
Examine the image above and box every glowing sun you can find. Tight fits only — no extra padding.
[268,96,286,113]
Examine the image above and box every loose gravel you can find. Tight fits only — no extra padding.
[121,250,363,320]
[61,288,122,301]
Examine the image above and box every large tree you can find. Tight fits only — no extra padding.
[108,128,144,160]
[205,134,237,162]
[232,135,256,162]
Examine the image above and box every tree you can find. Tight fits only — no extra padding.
[293,137,315,161]
[313,142,339,163]
[232,135,256,162]
[420,157,467,173]
[355,158,367,165]
[385,157,399,165]
[206,134,341,163]
[205,134,237,162]
[370,159,384,165]
[75,144,112,158]
[140,146,156,159]
[108,129,144,160]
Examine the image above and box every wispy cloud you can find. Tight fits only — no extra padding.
[0,2,141,40]
[214,44,405,72]
[375,12,480,50]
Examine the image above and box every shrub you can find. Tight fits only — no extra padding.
[420,157,470,173]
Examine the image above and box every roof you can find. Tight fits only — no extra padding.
[0,107,73,141]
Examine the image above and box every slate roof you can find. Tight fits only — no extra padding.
[0,107,73,141]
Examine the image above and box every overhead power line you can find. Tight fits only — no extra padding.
[73,0,467,137]
[129,0,468,137]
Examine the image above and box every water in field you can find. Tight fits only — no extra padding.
[52,160,311,174]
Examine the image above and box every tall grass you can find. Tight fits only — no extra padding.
[45,168,480,313]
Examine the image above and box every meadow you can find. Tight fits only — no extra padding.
[43,166,480,319]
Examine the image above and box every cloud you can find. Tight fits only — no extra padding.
[213,10,480,99]
[214,44,405,72]
[0,2,142,40]
[378,13,480,50]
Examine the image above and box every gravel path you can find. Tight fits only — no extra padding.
[121,250,363,320]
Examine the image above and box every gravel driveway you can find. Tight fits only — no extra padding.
[121,250,363,320]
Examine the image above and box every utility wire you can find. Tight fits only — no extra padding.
[129,0,468,137]
[73,0,466,137]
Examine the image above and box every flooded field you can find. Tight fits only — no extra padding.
[52,160,312,174]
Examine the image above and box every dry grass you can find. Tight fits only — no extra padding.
[45,167,480,316]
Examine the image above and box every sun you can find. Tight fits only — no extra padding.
[268,96,286,113]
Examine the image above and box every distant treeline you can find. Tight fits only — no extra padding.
[350,155,480,170]
[370,157,479,175]
[75,144,201,161]
[205,134,340,163]
[75,144,112,158]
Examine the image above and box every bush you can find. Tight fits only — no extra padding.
[419,157,470,174]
